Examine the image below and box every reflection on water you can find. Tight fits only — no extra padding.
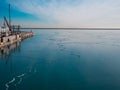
[0,42,21,61]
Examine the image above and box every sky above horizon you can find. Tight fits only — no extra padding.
[0,0,120,28]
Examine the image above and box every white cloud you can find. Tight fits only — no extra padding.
[8,0,120,27]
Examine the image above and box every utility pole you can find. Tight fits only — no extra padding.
[8,4,11,31]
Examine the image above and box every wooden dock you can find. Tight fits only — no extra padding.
[0,31,34,48]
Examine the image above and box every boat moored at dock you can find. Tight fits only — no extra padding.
[0,4,34,48]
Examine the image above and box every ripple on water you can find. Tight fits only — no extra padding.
[5,73,26,90]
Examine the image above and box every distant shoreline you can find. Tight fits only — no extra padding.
[20,28,120,30]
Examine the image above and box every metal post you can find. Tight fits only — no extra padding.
[8,4,12,33]
[8,4,11,27]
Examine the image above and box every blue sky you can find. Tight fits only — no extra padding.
[0,0,120,28]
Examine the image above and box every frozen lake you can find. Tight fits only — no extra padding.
[0,29,120,90]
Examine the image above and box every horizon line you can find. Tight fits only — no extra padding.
[20,27,120,30]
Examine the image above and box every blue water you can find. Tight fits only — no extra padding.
[0,29,120,90]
